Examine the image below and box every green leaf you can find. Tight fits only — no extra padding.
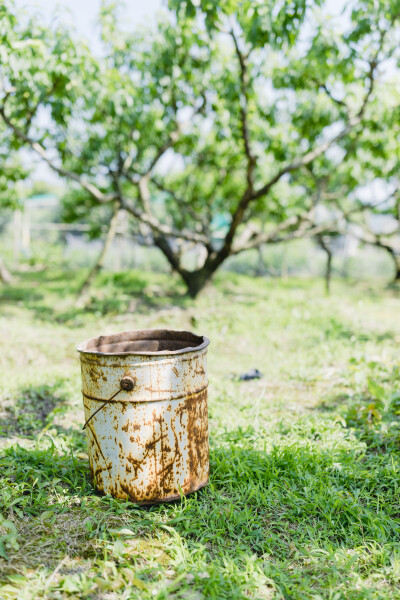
[0,540,9,560]
[367,378,386,403]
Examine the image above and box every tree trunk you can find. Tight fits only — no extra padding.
[153,236,215,298]
[255,246,264,276]
[395,263,400,282]
[182,267,214,298]
[77,207,120,299]
[379,243,400,284]
[391,253,400,282]
[317,235,332,294]
[0,256,13,284]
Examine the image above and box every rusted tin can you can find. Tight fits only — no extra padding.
[77,329,210,504]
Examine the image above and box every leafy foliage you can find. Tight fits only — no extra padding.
[0,0,400,294]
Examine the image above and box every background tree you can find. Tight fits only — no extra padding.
[348,102,400,283]
[351,185,400,283]
[0,122,28,283]
[1,0,399,296]
[310,92,400,286]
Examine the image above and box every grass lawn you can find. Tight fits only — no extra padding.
[1,269,400,599]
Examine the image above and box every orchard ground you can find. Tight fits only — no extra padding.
[1,270,400,599]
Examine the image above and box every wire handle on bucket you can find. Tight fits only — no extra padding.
[82,375,136,430]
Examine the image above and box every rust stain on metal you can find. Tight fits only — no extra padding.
[77,329,210,504]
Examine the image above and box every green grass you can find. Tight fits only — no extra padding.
[1,269,400,599]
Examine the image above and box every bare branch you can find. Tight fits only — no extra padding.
[315,25,385,120]
[357,59,377,119]
[321,83,348,108]
[138,174,152,214]
[1,102,208,247]
[144,130,180,176]
[117,95,210,249]
[348,203,400,252]
[215,116,356,264]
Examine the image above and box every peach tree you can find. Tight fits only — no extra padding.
[1,0,399,295]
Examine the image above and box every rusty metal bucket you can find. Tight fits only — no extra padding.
[77,329,210,504]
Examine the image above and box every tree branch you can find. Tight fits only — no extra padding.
[77,202,121,299]
[216,28,387,266]
[215,82,374,266]
[232,191,391,255]
[117,95,211,248]
[153,235,182,273]
[314,79,349,110]
[119,190,209,245]
[1,102,208,247]
[231,213,310,254]
[253,115,364,202]
[0,105,116,204]
[133,94,207,180]
[230,28,256,191]
[151,177,201,224]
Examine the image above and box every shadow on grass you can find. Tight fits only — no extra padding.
[0,268,193,324]
[0,442,158,577]
[2,425,399,564]
[0,384,67,439]
[320,315,396,344]
[311,392,352,413]
[169,440,400,559]
[2,431,397,598]
[0,285,44,303]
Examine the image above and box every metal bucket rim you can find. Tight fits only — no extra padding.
[77,328,210,357]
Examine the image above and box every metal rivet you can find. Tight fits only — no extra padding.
[120,375,136,391]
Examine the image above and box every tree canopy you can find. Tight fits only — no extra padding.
[1,0,399,295]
